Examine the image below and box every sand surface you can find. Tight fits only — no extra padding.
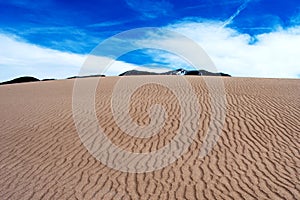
[0,76,299,200]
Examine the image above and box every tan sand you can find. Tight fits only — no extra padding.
[0,76,299,200]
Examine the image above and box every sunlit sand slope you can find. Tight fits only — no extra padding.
[0,76,299,200]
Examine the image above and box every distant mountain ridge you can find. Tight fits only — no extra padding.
[119,68,231,77]
[0,69,230,85]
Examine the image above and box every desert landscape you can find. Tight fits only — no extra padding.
[0,76,299,200]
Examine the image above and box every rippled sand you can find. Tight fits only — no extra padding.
[0,76,299,200]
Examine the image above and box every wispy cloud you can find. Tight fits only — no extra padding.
[125,0,173,19]
[142,49,191,69]
[221,0,252,28]
[290,12,300,25]
[0,26,102,54]
[87,20,129,28]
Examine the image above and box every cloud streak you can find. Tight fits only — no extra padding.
[221,0,252,28]
[87,20,129,28]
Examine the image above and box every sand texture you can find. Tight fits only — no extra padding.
[0,76,299,200]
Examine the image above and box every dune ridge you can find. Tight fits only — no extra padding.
[0,76,299,200]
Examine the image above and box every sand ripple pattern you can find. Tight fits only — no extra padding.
[0,77,299,200]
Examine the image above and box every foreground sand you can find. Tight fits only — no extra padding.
[0,76,299,200]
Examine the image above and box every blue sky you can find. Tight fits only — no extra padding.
[0,0,300,81]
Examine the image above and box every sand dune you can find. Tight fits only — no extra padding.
[0,76,299,200]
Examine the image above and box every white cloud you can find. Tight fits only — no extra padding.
[0,33,144,81]
[154,20,300,78]
[106,63,171,74]
[1,20,300,81]
[79,55,142,76]
[0,33,86,81]
[79,54,172,76]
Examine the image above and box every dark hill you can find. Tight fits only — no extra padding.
[67,74,105,79]
[119,70,158,76]
[0,76,40,85]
